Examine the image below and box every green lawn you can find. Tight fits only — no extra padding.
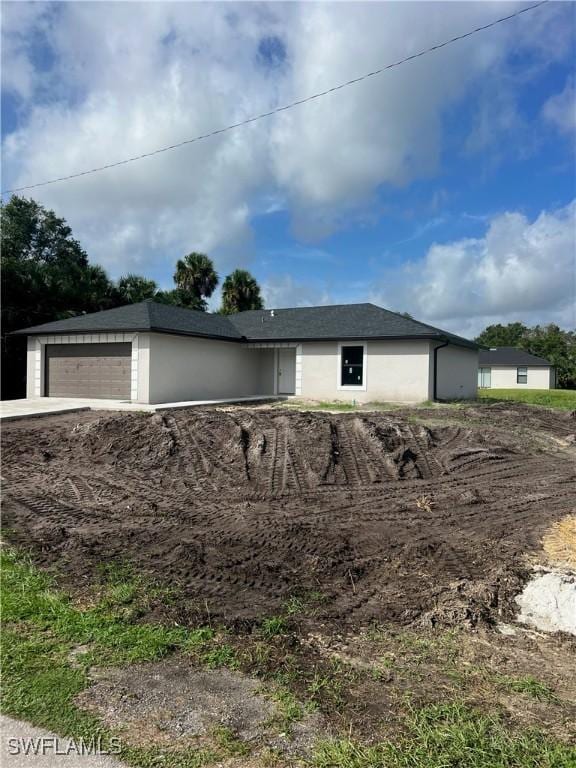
[478,388,576,410]
[313,703,575,768]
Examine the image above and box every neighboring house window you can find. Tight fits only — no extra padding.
[338,343,367,390]
[478,367,491,388]
[517,366,528,384]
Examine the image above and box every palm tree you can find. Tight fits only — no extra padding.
[117,274,158,304]
[173,252,218,311]
[220,269,264,314]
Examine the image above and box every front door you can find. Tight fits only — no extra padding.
[277,349,296,394]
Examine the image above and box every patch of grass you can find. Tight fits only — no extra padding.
[0,548,239,768]
[283,591,327,616]
[392,630,460,665]
[370,655,401,682]
[268,686,306,731]
[92,562,180,620]
[283,596,306,615]
[312,702,576,768]
[1,628,104,740]
[317,401,358,411]
[274,399,358,411]
[305,659,356,712]
[201,644,239,669]
[240,640,274,669]
[260,616,288,637]
[182,627,216,651]
[1,550,193,667]
[211,726,250,757]
[478,388,576,410]
[496,674,557,702]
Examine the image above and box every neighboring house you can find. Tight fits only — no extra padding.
[14,301,479,404]
[478,347,556,390]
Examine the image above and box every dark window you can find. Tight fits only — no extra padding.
[341,345,364,386]
[517,366,528,384]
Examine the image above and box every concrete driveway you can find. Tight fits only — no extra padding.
[0,398,151,421]
[0,715,126,767]
[0,396,282,421]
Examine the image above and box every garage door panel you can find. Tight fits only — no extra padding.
[46,343,132,399]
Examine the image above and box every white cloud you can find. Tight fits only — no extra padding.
[542,77,576,135]
[262,274,334,309]
[370,200,576,336]
[1,1,572,279]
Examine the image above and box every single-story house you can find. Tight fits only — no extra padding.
[478,347,556,390]
[14,301,479,404]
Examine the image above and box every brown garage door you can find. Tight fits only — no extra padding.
[45,343,132,399]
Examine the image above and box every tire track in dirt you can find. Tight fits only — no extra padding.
[2,406,575,628]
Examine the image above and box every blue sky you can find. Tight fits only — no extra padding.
[2,1,575,337]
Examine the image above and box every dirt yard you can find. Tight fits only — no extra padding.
[3,403,575,629]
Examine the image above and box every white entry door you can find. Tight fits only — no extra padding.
[277,349,296,394]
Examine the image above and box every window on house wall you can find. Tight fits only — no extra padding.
[340,345,364,387]
[517,366,528,384]
[478,367,491,388]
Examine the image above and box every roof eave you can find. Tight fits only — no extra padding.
[244,333,478,349]
[11,325,245,342]
[13,327,477,349]
[11,326,149,337]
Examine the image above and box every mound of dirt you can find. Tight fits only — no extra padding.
[3,406,575,628]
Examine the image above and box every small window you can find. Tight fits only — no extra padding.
[478,367,491,388]
[517,366,528,384]
[341,345,364,387]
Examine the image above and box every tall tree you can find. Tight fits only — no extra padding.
[117,274,158,304]
[475,322,528,348]
[173,252,218,311]
[220,269,264,314]
[1,196,119,399]
[520,324,576,389]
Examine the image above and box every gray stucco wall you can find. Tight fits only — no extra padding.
[147,333,274,403]
[300,339,431,403]
[26,337,38,398]
[434,344,478,400]
[136,333,151,403]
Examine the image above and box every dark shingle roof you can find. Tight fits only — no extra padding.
[478,347,552,366]
[14,301,477,349]
[228,304,477,348]
[12,301,242,340]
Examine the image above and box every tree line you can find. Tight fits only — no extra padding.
[1,196,263,398]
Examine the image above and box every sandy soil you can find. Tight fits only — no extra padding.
[2,403,575,630]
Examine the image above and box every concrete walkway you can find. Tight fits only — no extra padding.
[0,715,126,767]
[0,396,283,421]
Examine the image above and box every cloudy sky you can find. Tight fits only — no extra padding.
[2,0,575,337]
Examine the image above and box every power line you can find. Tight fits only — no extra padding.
[2,1,548,195]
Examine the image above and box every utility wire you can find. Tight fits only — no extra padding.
[2,1,548,195]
